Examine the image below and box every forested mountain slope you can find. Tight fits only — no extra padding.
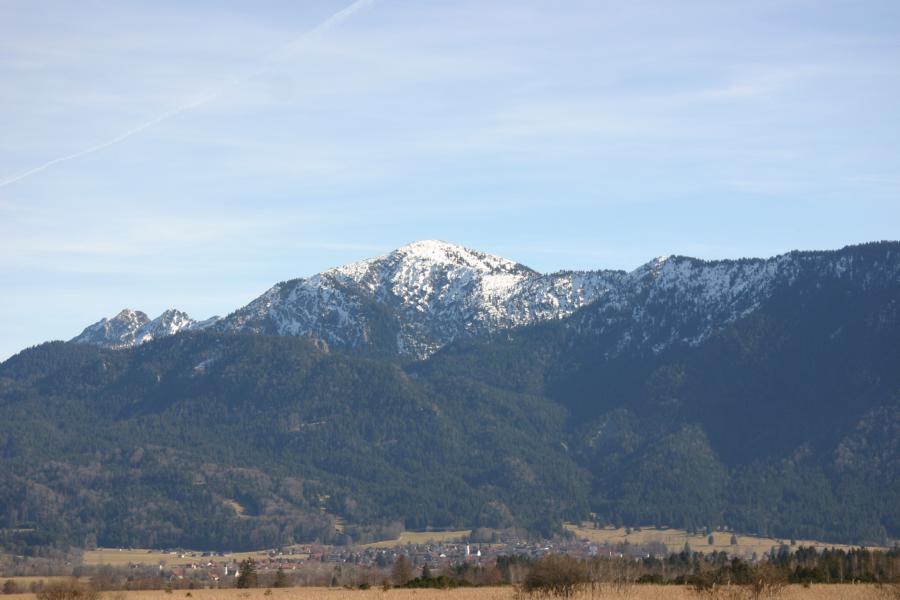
[1,241,897,551]
[419,241,900,543]
[0,333,583,551]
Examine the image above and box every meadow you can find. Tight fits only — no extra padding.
[75,529,473,567]
[81,549,273,567]
[362,530,473,548]
[565,524,876,557]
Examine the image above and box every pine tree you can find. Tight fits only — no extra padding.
[236,559,258,588]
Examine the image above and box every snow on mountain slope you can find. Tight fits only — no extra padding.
[573,243,900,357]
[68,240,900,359]
[72,308,202,349]
[71,309,152,349]
[217,240,623,357]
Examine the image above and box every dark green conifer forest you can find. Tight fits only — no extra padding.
[0,243,898,551]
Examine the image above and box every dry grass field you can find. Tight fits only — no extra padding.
[81,529,471,566]
[1,584,896,600]
[565,523,876,557]
[362,530,472,548]
[82,548,270,567]
[0,576,89,587]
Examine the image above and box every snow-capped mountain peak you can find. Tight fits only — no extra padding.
[391,239,530,273]
[331,240,533,286]
[68,241,900,359]
[216,240,617,357]
[70,309,151,349]
[141,309,196,339]
[72,308,198,349]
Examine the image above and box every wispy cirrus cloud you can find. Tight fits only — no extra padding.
[0,0,377,190]
[1,0,899,360]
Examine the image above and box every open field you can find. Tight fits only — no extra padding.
[81,529,471,566]
[565,523,882,557]
[0,576,89,587]
[362,530,472,548]
[74,523,889,569]
[82,549,271,567]
[1,585,896,600]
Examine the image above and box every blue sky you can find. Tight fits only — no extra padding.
[1,0,899,360]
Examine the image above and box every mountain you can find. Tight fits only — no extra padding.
[0,333,585,550]
[215,240,625,358]
[71,308,153,348]
[72,308,203,349]
[72,241,624,358]
[570,244,900,359]
[72,241,900,362]
[3,240,898,551]
[419,241,900,541]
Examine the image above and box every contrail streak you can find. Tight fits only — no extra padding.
[0,0,377,190]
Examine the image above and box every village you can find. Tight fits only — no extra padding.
[82,536,659,588]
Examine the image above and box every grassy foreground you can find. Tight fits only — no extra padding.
[2,585,896,600]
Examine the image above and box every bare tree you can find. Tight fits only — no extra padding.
[391,555,412,586]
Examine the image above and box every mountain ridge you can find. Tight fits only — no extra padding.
[69,240,900,360]
[2,239,898,550]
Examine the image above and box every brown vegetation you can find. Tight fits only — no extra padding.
[523,555,589,598]
[34,580,99,600]
[1,585,896,600]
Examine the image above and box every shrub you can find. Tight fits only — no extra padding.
[523,555,589,598]
[36,580,100,600]
[273,568,290,588]
[748,563,787,599]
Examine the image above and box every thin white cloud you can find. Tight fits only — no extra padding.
[0,0,377,190]
[0,214,276,260]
